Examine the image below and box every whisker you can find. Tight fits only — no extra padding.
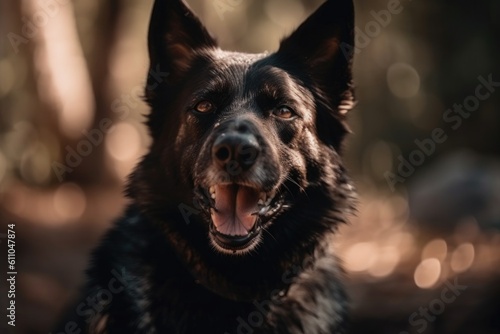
[285,176,305,192]
[284,176,309,200]
[262,226,278,245]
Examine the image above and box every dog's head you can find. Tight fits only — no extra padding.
[130,0,355,256]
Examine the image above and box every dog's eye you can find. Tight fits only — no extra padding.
[194,100,215,113]
[273,106,295,119]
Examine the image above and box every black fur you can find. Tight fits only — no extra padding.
[56,0,356,333]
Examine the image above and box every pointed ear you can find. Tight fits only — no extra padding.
[276,0,355,116]
[146,0,216,91]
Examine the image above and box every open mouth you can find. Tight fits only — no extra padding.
[196,183,281,252]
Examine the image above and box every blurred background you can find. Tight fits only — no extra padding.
[0,0,499,333]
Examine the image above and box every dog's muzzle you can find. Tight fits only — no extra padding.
[194,118,283,253]
[211,125,260,171]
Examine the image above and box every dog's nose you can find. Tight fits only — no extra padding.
[212,133,260,171]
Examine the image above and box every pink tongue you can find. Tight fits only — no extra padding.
[211,185,259,236]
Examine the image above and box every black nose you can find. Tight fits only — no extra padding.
[212,133,260,171]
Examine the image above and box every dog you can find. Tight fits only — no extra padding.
[56,0,356,332]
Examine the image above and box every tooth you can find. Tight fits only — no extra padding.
[258,199,264,206]
[211,193,216,199]
[259,206,269,215]
[210,186,215,194]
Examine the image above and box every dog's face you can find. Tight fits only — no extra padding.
[188,53,318,253]
[132,0,355,255]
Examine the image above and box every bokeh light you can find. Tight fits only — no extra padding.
[105,122,142,162]
[344,242,378,272]
[387,62,421,98]
[450,243,475,273]
[20,143,52,185]
[421,239,448,262]
[53,183,87,221]
[414,258,441,289]
[105,122,143,180]
[368,246,400,278]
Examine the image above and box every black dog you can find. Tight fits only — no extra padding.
[56,0,356,332]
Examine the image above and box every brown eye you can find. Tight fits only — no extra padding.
[194,100,214,113]
[273,106,295,119]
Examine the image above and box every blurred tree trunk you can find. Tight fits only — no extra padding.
[74,0,127,185]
